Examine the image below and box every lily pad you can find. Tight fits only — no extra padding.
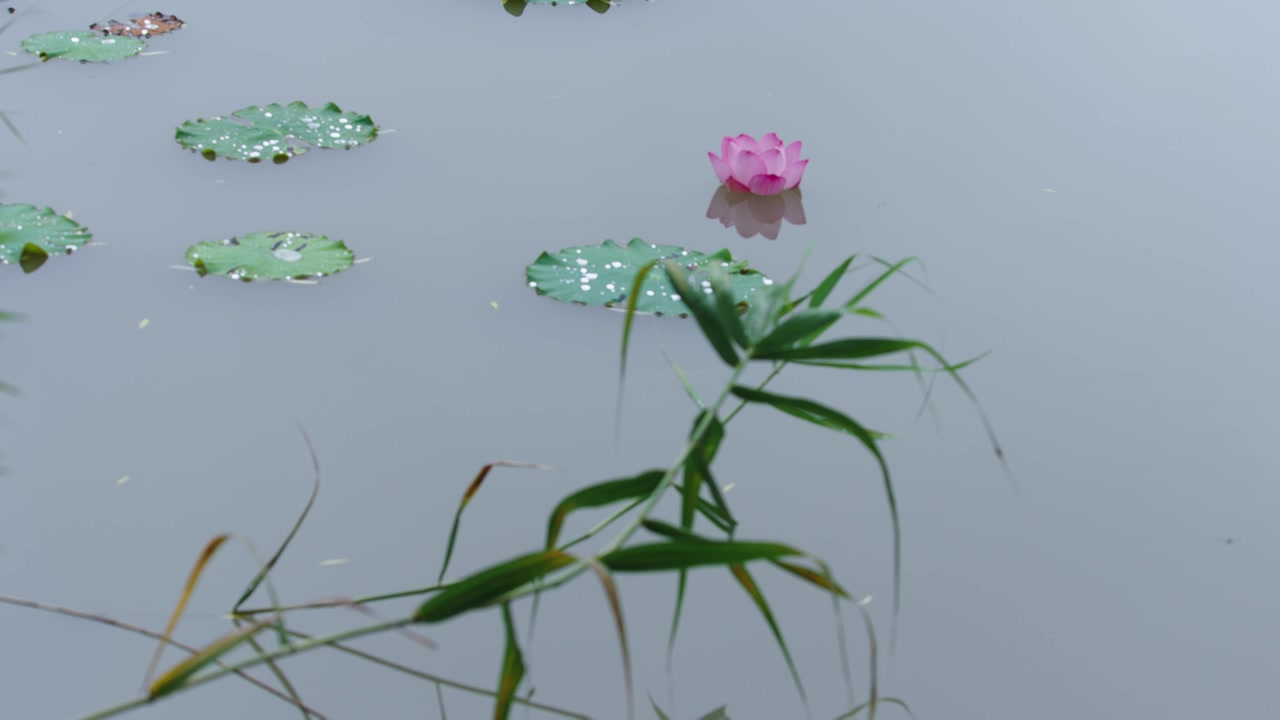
[0,203,92,271]
[175,102,377,163]
[525,238,772,317]
[505,0,611,16]
[21,31,145,62]
[185,231,354,281]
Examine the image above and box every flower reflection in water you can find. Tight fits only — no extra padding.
[705,186,806,241]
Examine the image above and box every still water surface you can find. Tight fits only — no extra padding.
[2,1,1278,718]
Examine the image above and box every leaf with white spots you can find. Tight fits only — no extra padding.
[175,102,377,163]
[185,231,354,282]
[525,238,772,317]
[21,31,145,62]
[0,202,92,271]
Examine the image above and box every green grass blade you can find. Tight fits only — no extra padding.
[416,551,575,623]
[729,386,902,624]
[546,470,664,549]
[831,698,914,720]
[729,564,808,714]
[753,337,926,362]
[602,540,799,572]
[663,260,739,365]
[842,257,918,311]
[682,410,726,531]
[809,255,856,308]
[698,707,731,720]
[709,266,749,349]
[495,604,525,720]
[649,695,672,720]
[438,461,550,583]
[618,260,660,434]
[233,426,321,612]
[754,309,844,355]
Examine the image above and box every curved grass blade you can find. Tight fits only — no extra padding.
[602,540,799,572]
[649,695,672,720]
[143,534,231,687]
[438,461,552,583]
[584,557,634,720]
[662,260,739,366]
[729,564,808,714]
[709,266,749,349]
[842,257,918,311]
[149,616,276,698]
[494,604,524,720]
[809,255,856,308]
[233,426,321,612]
[617,259,659,437]
[771,559,850,598]
[831,698,914,720]
[729,386,902,623]
[416,550,575,623]
[546,471,664,549]
[698,708,731,720]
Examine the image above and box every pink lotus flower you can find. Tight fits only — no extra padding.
[708,133,808,196]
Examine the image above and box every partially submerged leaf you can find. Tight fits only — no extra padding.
[0,203,91,268]
[90,12,184,38]
[21,31,145,62]
[175,101,377,163]
[526,238,772,317]
[185,231,354,281]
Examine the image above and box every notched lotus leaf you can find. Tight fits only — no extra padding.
[185,231,355,282]
[175,101,378,163]
[525,238,772,317]
[90,12,185,38]
[0,203,92,272]
[21,31,145,62]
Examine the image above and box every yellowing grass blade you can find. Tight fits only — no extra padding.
[149,616,277,698]
[143,533,231,687]
[438,461,551,584]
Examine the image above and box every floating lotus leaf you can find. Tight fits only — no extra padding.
[175,102,377,163]
[504,0,610,16]
[21,31,145,62]
[0,203,92,272]
[185,232,354,281]
[525,238,772,317]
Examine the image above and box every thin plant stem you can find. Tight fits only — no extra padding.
[0,594,328,718]
[76,618,412,720]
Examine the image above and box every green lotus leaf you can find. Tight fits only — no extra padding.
[175,102,378,163]
[0,203,92,271]
[185,231,354,282]
[505,0,611,16]
[21,31,145,62]
[525,238,772,317]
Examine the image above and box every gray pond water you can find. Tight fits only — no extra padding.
[2,1,1278,718]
